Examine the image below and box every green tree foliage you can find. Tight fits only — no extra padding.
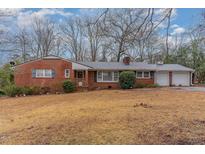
[0,63,14,88]
[196,62,205,83]
[163,39,205,83]
[119,71,136,89]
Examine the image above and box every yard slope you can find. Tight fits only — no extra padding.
[0,88,205,144]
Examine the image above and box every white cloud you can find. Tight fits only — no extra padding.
[153,9,177,29]
[171,27,186,35]
[32,9,72,18]
[0,8,24,16]
[155,8,177,19]
[171,24,179,29]
[16,9,73,27]
[0,24,10,32]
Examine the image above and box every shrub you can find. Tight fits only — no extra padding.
[22,87,33,95]
[135,83,147,88]
[30,86,41,95]
[119,71,136,89]
[135,83,159,88]
[0,89,5,96]
[15,87,23,95]
[63,80,76,93]
[40,87,51,94]
[3,85,23,97]
[145,84,159,88]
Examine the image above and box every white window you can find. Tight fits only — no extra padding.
[65,69,70,78]
[113,72,119,81]
[45,69,52,77]
[97,71,103,82]
[136,71,150,78]
[103,72,112,81]
[97,71,119,82]
[136,72,143,78]
[144,72,150,78]
[36,69,52,78]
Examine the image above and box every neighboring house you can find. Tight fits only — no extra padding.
[14,55,194,91]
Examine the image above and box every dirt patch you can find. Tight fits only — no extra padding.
[133,103,152,108]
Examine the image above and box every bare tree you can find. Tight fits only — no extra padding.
[101,9,146,61]
[0,9,18,51]
[128,9,174,62]
[30,16,57,58]
[101,9,173,62]
[83,14,104,61]
[60,17,86,61]
[12,28,31,62]
[164,9,173,63]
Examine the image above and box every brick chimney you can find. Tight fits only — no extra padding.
[123,56,130,65]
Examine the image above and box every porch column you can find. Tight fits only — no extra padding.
[85,70,89,88]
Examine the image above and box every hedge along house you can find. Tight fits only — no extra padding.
[14,55,194,91]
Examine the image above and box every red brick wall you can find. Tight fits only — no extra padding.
[88,71,119,90]
[136,78,154,84]
[88,71,154,90]
[14,59,74,91]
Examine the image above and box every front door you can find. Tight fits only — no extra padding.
[76,71,84,79]
[75,71,85,87]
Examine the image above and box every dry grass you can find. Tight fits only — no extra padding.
[1,88,205,145]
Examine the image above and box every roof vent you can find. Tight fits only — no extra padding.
[157,61,163,65]
[123,56,130,65]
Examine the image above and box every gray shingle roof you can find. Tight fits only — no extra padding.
[156,64,194,71]
[78,62,194,72]
[14,55,194,72]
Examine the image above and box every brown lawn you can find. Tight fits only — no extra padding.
[1,88,205,145]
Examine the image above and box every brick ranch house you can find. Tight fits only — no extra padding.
[14,55,194,91]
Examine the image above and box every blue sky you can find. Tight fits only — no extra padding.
[23,8,204,36]
[66,8,204,28]
[175,8,203,28]
[22,8,204,28]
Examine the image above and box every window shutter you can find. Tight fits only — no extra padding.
[32,69,36,78]
[150,71,154,79]
[94,71,97,82]
[52,70,56,78]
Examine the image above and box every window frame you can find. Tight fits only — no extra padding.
[136,71,143,78]
[35,69,52,78]
[143,71,150,78]
[97,71,119,82]
[136,71,151,79]
[64,69,70,78]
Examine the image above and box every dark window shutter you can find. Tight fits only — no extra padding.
[94,71,97,82]
[52,70,56,78]
[150,71,154,79]
[32,69,36,78]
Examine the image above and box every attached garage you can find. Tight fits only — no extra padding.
[172,71,190,86]
[156,72,169,86]
[155,64,194,87]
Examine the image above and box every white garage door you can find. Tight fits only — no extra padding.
[172,72,190,86]
[156,72,169,86]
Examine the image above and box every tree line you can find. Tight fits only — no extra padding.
[0,8,205,82]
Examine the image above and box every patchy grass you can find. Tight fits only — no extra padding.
[1,88,205,144]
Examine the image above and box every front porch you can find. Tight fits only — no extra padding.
[74,70,89,89]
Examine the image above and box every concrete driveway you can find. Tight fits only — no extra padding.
[172,86,205,92]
